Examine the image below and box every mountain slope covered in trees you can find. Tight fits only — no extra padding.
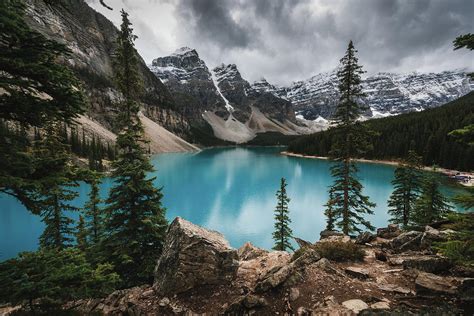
[288,92,474,171]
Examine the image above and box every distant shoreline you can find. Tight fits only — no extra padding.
[280,151,474,187]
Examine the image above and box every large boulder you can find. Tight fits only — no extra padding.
[355,232,376,245]
[377,224,401,239]
[153,217,239,295]
[238,242,268,261]
[402,255,452,274]
[254,248,321,293]
[390,231,423,252]
[415,272,457,297]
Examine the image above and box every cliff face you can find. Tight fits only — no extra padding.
[24,0,190,138]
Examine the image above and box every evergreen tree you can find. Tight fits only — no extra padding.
[0,248,119,311]
[325,41,375,235]
[76,215,88,251]
[387,151,423,228]
[103,10,167,286]
[84,172,104,244]
[412,173,453,226]
[0,0,83,213]
[272,178,293,251]
[36,123,79,250]
[324,191,337,231]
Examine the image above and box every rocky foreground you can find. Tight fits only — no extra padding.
[31,218,474,315]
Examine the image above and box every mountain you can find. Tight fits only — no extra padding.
[23,0,197,153]
[149,49,302,143]
[276,70,473,119]
[287,91,474,171]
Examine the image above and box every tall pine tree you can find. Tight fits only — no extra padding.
[103,10,167,286]
[0,0,84,213]
[324,191,337,231]
[412,173,453,226]
[36,122,79,250]
[84,172,104,245]
[387,151,423,228]
[272,178,294,251]
[325,41,375,235]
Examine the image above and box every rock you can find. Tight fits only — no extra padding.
[370,301,390,309]
[374,250,388,262]
[225,294,268,314]
[458,278,474,301]
[342,299,369,314]
[293,248,321,268]
[355,232,376,244]
[320,230,344,239]
[289,287,300,302]
[420,226,448,249]
[242,294,268,308]
[377,224,401,239]
[345,267,370,279]
[415,272,457,297]
[255,248,320,293]
[153,217,239,295]
[297,306,313,315]
[320,235,351,243]
[294,237,313,249]
[159,297,170,307]
[390,231,423,252]
[238,242,268,261]
[377,283,411,294]
[402,255,451,274]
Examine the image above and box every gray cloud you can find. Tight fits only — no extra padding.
[88,0,474,85]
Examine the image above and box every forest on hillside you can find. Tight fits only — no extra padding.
[287,92,474,171]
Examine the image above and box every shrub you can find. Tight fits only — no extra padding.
[313,241,365,262]
[0,248,120,310]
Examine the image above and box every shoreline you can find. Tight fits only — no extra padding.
[281,151,474,187]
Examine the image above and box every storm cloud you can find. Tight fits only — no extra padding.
[87,0,474,85]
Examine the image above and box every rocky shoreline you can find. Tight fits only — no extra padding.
[2,217,472,315]
[281,151,474,187]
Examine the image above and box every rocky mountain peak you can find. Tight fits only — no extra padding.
[251,78,278,94]
[171,46,199,58]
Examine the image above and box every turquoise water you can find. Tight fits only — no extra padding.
[0,147,467,261]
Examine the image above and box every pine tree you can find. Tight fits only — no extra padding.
[411,173,453,226]
[387,151,423,228]
[324,191,337,231]
[76,215,88,251]
[325,41,375,235]
[84,172,104,244]
[272,178,294,251]
[0,0,83,213]
[103,10,168,286]
[36,123,79,250]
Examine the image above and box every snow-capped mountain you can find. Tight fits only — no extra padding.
[149,48,301,143]
[276,70,473,119]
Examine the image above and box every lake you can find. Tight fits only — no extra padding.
[0,147,467,261]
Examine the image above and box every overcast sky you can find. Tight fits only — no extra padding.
[86,0,474,86]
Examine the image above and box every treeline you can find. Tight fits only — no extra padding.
[1,120,117,171]
[288,92,474,171]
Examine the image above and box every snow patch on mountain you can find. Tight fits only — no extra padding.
[211,69,234,112]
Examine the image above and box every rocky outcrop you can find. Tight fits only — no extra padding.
[377,224,402,239]
[415,272,458,297]
[153,217,239,295]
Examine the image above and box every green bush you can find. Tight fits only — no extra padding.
[0,248,119,310]
[313,241,365,262]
